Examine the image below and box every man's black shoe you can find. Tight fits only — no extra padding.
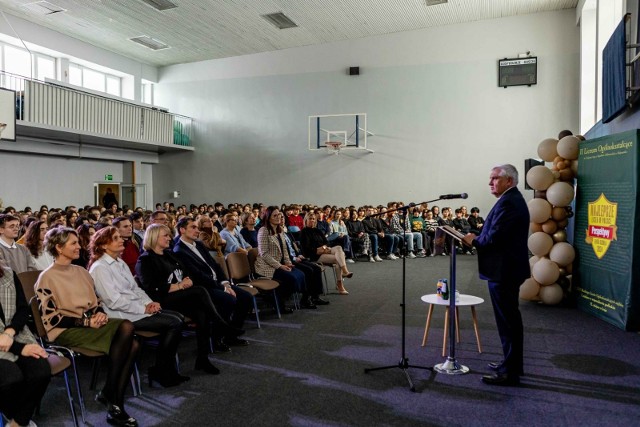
[312,297,330,305]
[301,297,317,309]
[213,340,231,353]
[481,373,520,386]
[281,307,294,314]
[225,337,249,346]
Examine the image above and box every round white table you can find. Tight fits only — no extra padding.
[420,293,484,357]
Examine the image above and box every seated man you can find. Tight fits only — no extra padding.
[468,207,485,235]
[452,208,474,254]
[112,216,141,276]
[0,214,36,273]
[172,217,251,350]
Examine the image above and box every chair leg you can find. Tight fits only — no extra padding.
[273,291,281,319]
[318,265,329,296]
[89,358,101,390]
[68,354,87,423]
[252,296,261,329]
[62,370,80,427]
[131,362,142,396]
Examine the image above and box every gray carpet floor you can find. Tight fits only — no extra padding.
[37,254,640,426]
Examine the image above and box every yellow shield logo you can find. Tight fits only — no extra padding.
[585,193,618,259]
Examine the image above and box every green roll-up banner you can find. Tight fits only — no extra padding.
[575,129,640,331]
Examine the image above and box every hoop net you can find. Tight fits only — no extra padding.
[325,141,343,155]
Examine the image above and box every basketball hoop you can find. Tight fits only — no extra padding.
[325,141,343,155]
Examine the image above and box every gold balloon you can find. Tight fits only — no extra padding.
[565,263,573,274]
[530,222,543,233]
[552,230,567,242]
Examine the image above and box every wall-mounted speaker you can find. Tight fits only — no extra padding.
[349,67,360,76]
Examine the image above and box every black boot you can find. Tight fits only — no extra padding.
[195,355,220,375]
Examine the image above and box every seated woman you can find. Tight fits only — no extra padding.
[345,209,373,262]
[88,226,187,387]
[0,261,51,427]
[197,215,225,257]
[23,219,54,270]
[254,206,301,312]
[328,209,354,262]
[35,227,139,427]
[72,223,95,269]
[135,224,234,375]
[219,213,251,255]
[300,212,352,295]
[239,212,258,248]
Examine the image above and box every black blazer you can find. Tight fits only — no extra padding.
[472,187,530,283]
[300,227,328,261]
[135,250,186,303]
[172,239,227,291]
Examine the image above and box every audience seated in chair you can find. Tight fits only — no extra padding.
[172,218,251,349]
[88,226,187,388]
[35,227,139,427]
[0,261,52,427]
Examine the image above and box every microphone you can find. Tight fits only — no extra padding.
[439,193,468,200]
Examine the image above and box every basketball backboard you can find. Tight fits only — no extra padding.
[308,113,373,153]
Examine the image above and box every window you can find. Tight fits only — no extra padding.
[4,44,31,78]
[106,76,120,96]
[36,55,55,81]
[141,81,153,104]
[69,64,82,86]
[68,62,122,97]
[579,0,626,133]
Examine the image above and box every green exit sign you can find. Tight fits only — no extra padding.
[105,174,113,181]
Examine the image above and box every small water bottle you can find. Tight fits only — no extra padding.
[437,280,443,297]
[441,279,449,300]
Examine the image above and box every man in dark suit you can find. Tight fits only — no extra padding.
[173,217,252,349]
[463,164,530,386]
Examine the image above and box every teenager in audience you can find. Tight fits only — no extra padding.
[35,227,139,427]
[197,215,225,257]
[300,212,352,295]
[328,209,354,262]
[468,207,485,235]
[346,209,373,262]
[22,220,54,270]
[0,214,36,274]
[112,217,141,276]
[88,226,187,387]
[361,207,393,261]
[0,261,51,427]
[73,223,95,269]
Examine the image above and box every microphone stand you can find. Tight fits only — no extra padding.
[363,202,435,392]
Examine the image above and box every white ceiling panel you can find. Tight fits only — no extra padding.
[0,0,578,66]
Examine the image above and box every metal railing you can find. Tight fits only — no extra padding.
[2,71,192,147]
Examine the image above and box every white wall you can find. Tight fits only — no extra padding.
[0,151,123,209]
[155,9,580,213]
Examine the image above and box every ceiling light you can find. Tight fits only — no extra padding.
[22,1,66,15]
[261,12,298,29]
[138,0,177,11]
[129,36,170,50]
[425,0,448,6]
